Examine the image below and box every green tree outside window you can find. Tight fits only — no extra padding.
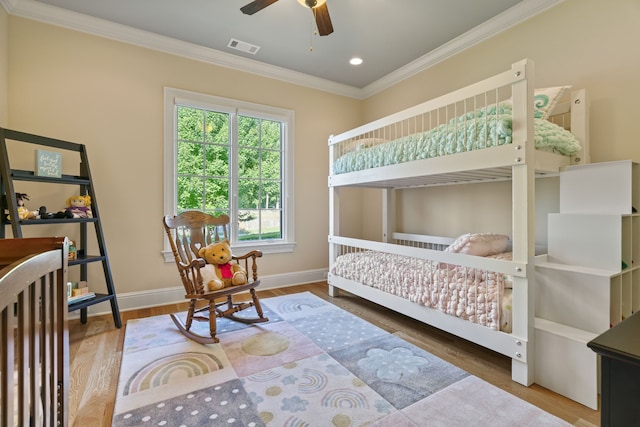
[176,106,284,241]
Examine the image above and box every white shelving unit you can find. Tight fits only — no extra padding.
[535,160,640,409]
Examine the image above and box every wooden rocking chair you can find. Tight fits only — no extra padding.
[163,210,268,344]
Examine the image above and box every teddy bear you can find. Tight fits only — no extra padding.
[65,195,93,218]
[198,239,248,291]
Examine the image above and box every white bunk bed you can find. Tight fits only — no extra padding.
[327,59,589,386]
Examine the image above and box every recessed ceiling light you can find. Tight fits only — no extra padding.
[349,57,363,66]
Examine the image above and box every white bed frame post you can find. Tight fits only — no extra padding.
[382,189,396,244]
[571,88,589,165]
[328,136,339,297]
[510,59,536,386]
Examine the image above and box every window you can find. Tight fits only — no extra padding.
[164,88,295,256]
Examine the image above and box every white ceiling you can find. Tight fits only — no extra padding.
[2,0,562,98]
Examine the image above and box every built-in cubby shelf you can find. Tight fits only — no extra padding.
[534,160,639,410]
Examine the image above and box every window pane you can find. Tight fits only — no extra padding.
[177,141,203,175]
[205,111,229,143]
[238,210,257,240]
[261,120,282,150]
[205,179,229,211]
[238,179,259,210]
[238,209,282,240]
[261,149,281,180]
[177,107,204,142]
[205,144,229,176]
[261,181,282,208]
[261,210,282,239]
[238,116,259,148]
[177,176,204,211]
[239,147,259,178]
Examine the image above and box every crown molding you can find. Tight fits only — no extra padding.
[3,0,363,99]
[2,0,563,101]
[360,0,564,98]
[0,0,18,11]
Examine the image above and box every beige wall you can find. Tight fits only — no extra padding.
[360,0,640,240]
[365,0,640,162]
[5,17,361,299]
[4,0,640,306]
[0,6,7,127]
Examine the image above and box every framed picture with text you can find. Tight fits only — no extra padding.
[35,149,62,178]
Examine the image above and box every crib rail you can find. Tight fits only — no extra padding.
[0,237,69,427]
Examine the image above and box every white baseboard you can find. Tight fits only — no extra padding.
[68,268,328,321]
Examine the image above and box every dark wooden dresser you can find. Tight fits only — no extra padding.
[587,310,640,427]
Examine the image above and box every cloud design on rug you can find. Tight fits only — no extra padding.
[282,374,298,385]
[357,347,430,382]
[281,395,309,412]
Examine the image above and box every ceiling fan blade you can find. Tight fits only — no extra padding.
[314,3,334,36]
[240,0,279,15]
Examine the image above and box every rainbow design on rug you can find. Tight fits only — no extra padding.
[113,292,572,427]
[282,416,311,427]
[123,351,223,395]
[299,368,328,393]
[246,369,282,383]
[275,299,326,313]
[321,388,370,409]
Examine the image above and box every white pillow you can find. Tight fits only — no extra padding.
[534,86,571,120]
[501,86,571,120]
[445,233,510,257]
[342,137,387,153]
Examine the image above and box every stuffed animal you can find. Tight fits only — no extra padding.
[4,193,39,220]
[65,195,93,218]
[16,193,40,220]
[2,192,73,220]
[38,206,73,219]
[198,239,248,291]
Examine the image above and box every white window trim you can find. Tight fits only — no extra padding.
[162,87,295,262]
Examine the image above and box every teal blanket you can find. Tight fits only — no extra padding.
[333,105,581,175]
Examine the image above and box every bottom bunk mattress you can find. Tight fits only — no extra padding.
[331,250,513,332]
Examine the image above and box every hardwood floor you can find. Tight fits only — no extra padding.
[68,282,600,426]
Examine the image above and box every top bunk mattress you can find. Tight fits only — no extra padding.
[332,102,582,176]
[328,60,589,188]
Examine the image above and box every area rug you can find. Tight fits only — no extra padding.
[112,292,570,426]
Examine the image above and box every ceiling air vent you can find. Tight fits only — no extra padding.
[227,38,260,55]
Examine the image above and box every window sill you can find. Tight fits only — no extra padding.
[162,241,296,263]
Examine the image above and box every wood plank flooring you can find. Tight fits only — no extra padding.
[67,282,600,426]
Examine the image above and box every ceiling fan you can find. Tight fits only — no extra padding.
[240,0,334,36]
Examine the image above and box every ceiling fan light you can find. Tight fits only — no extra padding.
[297,0,327,9]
